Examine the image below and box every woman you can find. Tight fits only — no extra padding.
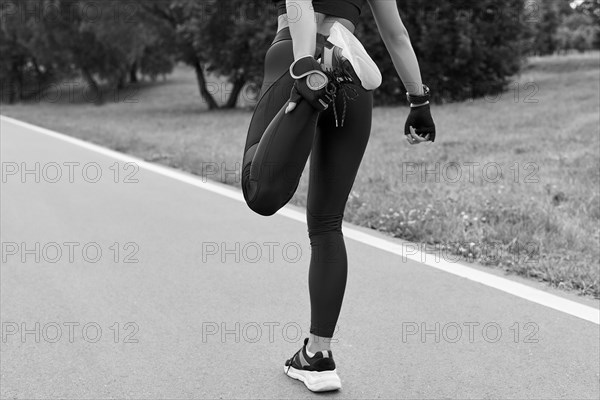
[241,0,436,392]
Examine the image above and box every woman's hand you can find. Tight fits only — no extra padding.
[404,85,436,144]
[406,126,431,145]
[404,103,436,144]
[285,56,334,113]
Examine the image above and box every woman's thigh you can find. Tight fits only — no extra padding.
[307,88,373,216]
[243,38,295,154]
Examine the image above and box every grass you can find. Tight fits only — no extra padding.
[2,52,599,298]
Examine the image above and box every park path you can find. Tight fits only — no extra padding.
[1,116,599,399]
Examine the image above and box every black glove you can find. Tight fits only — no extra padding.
[404,85,436,142]
[288,56,335,112]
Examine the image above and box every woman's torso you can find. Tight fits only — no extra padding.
[274,0,365,35]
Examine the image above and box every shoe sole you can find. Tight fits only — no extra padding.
[284,366,342,392]
[327,22,382,91]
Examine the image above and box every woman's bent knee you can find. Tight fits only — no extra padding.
[243,179,284,217]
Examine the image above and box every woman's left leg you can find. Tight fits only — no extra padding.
[242,33,321,217]
[305,85,373,352]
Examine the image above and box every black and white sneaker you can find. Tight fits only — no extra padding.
[284,338,342,392]
[317,22,383,127]
[321,21,382,91]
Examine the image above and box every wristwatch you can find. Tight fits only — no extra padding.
[406,84,431,107]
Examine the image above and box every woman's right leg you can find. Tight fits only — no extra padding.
[305,85,373,352]
[242,31,323,216]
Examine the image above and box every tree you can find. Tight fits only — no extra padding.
[555,12,599,52]
[0,0,177,104]
[527,0,575,55]
[575,0,600,48]
[549,1,600,53]
[576,0,600,22]
[185,0,277,108]
[139,0,220,109]
[0,0,537,107]
[357,0,527,104]
[0,0,58,102]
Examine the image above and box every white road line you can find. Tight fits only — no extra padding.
[2,115,599,325]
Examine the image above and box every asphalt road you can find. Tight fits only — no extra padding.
[1,117,599,399]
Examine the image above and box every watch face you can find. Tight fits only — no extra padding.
[307,72,328,91]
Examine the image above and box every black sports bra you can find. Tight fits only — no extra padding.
[272,0,365,26]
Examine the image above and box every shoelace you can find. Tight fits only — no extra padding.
[285,347,303,374]
[324,66,359,128]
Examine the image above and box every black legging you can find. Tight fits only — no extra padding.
[242,28,373,338]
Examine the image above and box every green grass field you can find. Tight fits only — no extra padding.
[2,52,599,297]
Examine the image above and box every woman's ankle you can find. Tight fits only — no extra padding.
[307,334,333,354]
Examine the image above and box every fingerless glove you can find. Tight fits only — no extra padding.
[289,56,335,112]
[404,85,436,142]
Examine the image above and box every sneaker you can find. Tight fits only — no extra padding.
[284,338,342,392]
[321,42,359,85]
[321,22,382,91]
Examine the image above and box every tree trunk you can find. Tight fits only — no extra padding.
[16,57,25,101]
[8,61,22,104]
[81,68,104,105]
[129,61,138,83]
[117,73,126,90]
[193,60,219,110]
[7,76,18,104]
[223,77,246,109]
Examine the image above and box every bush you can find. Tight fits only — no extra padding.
[356,0,526,105]
[554,13,600,53]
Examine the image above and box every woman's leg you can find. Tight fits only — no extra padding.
[306,84,373,353]
[242,32,324,217]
